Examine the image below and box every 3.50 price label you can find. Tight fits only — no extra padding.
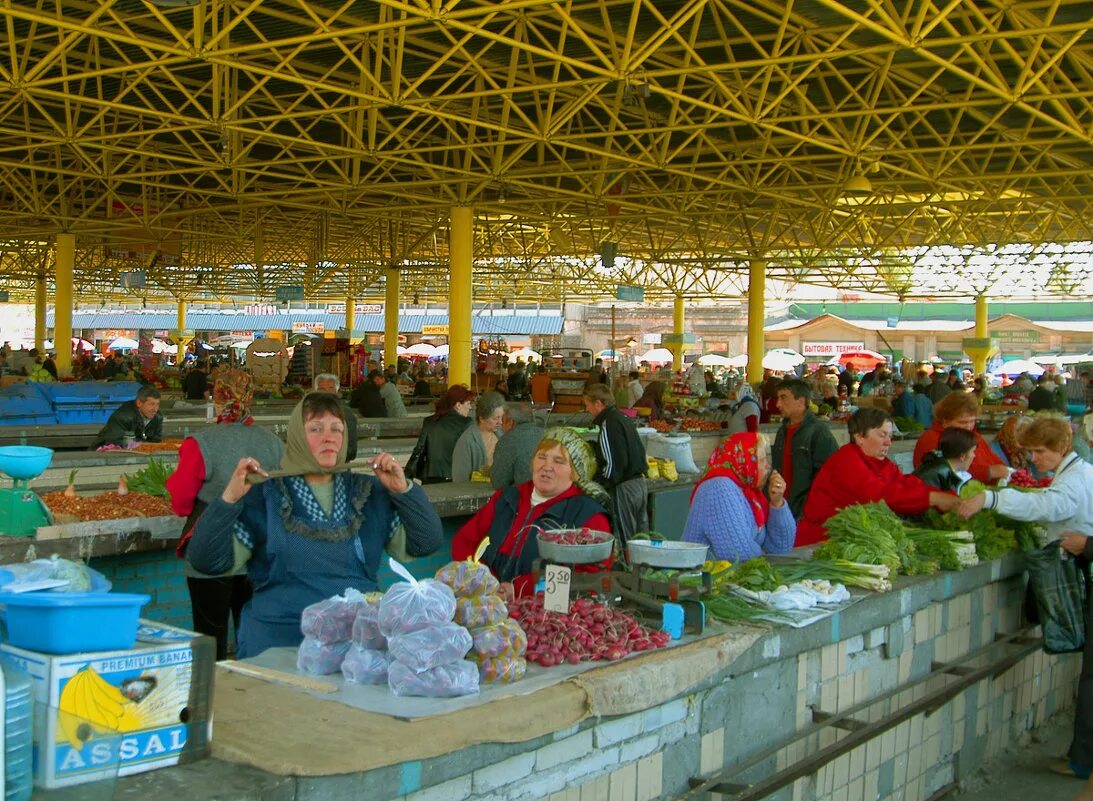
[544,565,572,613]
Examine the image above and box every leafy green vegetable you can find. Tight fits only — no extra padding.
[122,458,171,498]
[725,557,782,592]
[893,416,924,433]
[920,508,1018,561]
[775,558,892,592]
[959,480,988,499]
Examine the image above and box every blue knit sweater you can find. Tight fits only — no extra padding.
[681,477,797,561]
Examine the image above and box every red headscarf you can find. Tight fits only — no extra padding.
[690,432,769,527]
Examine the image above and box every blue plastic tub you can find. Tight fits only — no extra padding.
[0,592,150,654]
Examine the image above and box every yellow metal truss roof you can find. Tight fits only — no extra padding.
[0,0,1090,303]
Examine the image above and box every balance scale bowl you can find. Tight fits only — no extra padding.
[0,445,54,481]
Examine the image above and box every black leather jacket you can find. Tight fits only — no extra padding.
[92,401,163,449]
[406,412,473,482]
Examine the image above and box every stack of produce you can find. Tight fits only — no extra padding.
[509,595,670,666]
[436,555,528,684]
[813,502,939,576]
[297,589,368,674]
[381,560,478,698]
[341,592,392,685]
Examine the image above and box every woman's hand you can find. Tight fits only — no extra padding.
[499,582,516,604]
[768,469,787,508]
[222,457,267,504]
[1060,531,1088,557]
[930,491,961,513]
[988,463,1012,481]
[372,452,410,494]
[955,493,986,519]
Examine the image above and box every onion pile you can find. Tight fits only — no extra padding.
[509,595,671,667]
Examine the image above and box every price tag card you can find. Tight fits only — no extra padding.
[543,564,572,613]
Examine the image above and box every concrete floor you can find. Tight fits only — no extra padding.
[952,709,1087,801]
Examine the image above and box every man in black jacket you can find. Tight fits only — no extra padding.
[771,378,839,519]
[91,386,164,449]
[350,371,388,418]
[583,383,648,544]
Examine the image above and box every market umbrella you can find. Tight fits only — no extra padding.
[396,345,408,355]
[404,343,437,357]
[833,349,888,371]
[991,359,1045,377]
[639,347,675,364]
[762,349,804,372]
[697,353,734,367]
[433,343,450,357]
[595,349,619,360]
[108,337,139,351]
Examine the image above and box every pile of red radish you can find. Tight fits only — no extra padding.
[509,595,671,667]
[539,529,611,546]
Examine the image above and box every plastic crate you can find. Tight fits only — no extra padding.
[0,593,150,655]
[37,382,141,426]
[0,385,55,428]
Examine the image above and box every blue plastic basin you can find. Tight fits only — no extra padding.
[0,592,150,654]
[0,446,54,480]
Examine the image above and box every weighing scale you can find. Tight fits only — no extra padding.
[0,445,55,536]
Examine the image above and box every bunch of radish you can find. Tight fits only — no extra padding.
[509,595,671,667]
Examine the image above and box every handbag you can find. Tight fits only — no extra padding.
[1025,540,1088,654]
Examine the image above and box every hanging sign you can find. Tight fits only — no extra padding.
[292,322,326,334]
[275,285,306,302]
[0,291,9,302]
[244,304,278,316]
[325,303,383,315]
[616,285,644,302]
[421,325,449,336]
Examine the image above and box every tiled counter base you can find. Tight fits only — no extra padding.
[114,555,1079,801]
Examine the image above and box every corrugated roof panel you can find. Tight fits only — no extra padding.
[47,310,564,336]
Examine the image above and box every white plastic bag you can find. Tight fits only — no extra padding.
[378,558,457,637]
[388,659,480,698]
[351,593,388,650]
[388,623,473,673]
[341,646,392,684]
[296,637,351,675]
[300,588,367,644]
[644,433,699,474]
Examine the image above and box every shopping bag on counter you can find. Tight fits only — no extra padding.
[645,433,700,474]
[1025,541,1088,654]
[378,558,457,637]
[387,623,473,673]
[301,588,368,644]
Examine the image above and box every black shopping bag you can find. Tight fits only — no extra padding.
[1025,541,1088,654]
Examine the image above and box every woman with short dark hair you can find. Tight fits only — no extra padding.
[405,385,476,482]
[912,427,978,493]
[912,390,1007,483]
[796,408,960,546]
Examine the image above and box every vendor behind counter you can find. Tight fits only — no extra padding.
[90,385,164,449]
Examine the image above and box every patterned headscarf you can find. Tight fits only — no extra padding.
[996,414,1030,470]
[213,368,254,424]
[539,427,609,504]
[732,382,759,412]
[690,432,769,527]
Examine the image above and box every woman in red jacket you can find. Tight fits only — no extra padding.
[452,427,612,599]
[912,391,1008,484]
[796,408,960,546]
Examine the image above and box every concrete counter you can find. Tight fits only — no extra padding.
[107,550,1073,801]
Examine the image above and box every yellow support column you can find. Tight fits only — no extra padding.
[345,295,356,343]
[177,299,187,334]
[672,294,685,372]
[973,294,989,376]
[34,273,47,351]
[448,206,473,388]
[384,268,400,370]
[54,234,75,377]
[746,259,766,385]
